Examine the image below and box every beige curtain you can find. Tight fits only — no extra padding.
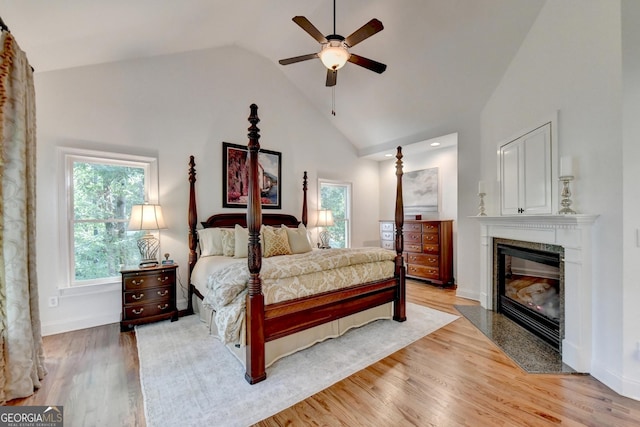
[0,31,45,404]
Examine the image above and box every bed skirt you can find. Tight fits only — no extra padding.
[192,295,393,368]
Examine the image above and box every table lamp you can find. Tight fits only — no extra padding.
[316,209,334,249]
[127,203,167,267]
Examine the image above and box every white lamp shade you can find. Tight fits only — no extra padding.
[127,204,167,231]
[319,41,350,70]
[316,209,335,227]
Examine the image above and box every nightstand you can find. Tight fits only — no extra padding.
[120,264,179,332]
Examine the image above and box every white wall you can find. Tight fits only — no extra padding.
[621,0,640,400]
[379,144,458,277]
[35,45,380,335]
[474,0,639,398]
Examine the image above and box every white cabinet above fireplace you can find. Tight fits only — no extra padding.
[498,118,558,215]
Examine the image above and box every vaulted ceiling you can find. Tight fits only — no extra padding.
[1,0,545,157]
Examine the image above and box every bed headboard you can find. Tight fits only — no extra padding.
[201,213,300,229]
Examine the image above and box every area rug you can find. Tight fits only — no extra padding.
[136,303,458,427]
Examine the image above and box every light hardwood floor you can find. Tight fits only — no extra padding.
[9,281,640,426]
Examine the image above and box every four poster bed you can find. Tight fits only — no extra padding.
[187,104,406,384]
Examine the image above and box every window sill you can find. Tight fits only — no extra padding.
[59,281,120,297]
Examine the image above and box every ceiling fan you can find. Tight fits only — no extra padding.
[278,0,387,87]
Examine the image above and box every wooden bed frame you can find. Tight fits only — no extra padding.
[187,104,406,384]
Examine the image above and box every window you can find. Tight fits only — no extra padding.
[59,148,158,287]
[319,180,351,248]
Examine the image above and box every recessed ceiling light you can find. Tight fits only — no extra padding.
[430,142,441,147]
[384,153,393,157]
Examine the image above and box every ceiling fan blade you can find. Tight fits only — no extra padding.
[344,19,384,48]
[348,54,387,74]
[292,16,328,44]
[326,69,337,87]
[279,53,318,66]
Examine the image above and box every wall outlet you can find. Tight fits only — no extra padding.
[48,296,59,308]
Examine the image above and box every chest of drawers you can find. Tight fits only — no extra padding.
[380,220,454,287]
[120,264,179,332]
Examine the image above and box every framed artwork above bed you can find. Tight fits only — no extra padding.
[222,142,282,209]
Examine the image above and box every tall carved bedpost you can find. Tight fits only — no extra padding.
[301,171,308,227]
[245,104,267,384]
[187,156,198,315]
[394,146,407,322]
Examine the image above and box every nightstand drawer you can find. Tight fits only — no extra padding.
[124,285,172,305]
[123,301,174,320]
[123,269,175,291]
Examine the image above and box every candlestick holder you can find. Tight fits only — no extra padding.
[478,192,487,216]
[558,175,576,214]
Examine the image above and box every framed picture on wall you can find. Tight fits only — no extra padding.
[222,142,282,209]
[403,167,439,216]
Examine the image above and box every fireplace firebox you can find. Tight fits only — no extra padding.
[496,242,562,350]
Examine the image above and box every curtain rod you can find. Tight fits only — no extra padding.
[0,16,9,33]
[0,15,35,72]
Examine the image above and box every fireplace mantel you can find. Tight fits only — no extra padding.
[475,214,598,372]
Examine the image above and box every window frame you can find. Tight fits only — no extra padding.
[318,179,352,248]
[58,147,159,288]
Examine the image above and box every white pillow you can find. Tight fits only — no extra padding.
[234,224,249,258]
[197,228,223,256]
[285,223,313,254]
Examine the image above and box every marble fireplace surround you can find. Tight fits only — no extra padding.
[477,214,598,373]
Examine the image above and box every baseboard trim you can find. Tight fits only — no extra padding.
[41,312,120,336]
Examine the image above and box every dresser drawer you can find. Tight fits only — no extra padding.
[381,240,394,250]
[406,253,439,267]
[123,300,174,320]
[405,243,422,253]
[421,222,440,233]
[404,232,422,244]
[380,231,394,241]
[380,222,394,232]
[407,264,440,280]
[124,285,172,305]
[404,223,422,232]
[423,243,440,253]
[422,233,439,245]
[123,269,175,291]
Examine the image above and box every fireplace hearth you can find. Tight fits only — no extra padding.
[496,242,562,350]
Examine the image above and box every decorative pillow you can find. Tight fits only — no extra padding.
[197,228,223,256]
[234,224,249,258]
[263,226,292,257]
[220,228,235,257]
[284,223,313,254]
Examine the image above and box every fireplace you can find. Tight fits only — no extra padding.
[476,214,598,372]
[495,240,563,351]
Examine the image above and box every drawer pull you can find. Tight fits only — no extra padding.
[157,276,169,282]
[132,308,144,315]
[132,293,144,300]
[157,290,169,297]
[158,303,169,310]
[131,279,144,285]
[425,236,435,241]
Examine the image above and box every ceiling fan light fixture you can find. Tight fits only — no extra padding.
[319,40,350,70]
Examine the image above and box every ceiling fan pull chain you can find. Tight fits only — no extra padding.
[331,86,336,116]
